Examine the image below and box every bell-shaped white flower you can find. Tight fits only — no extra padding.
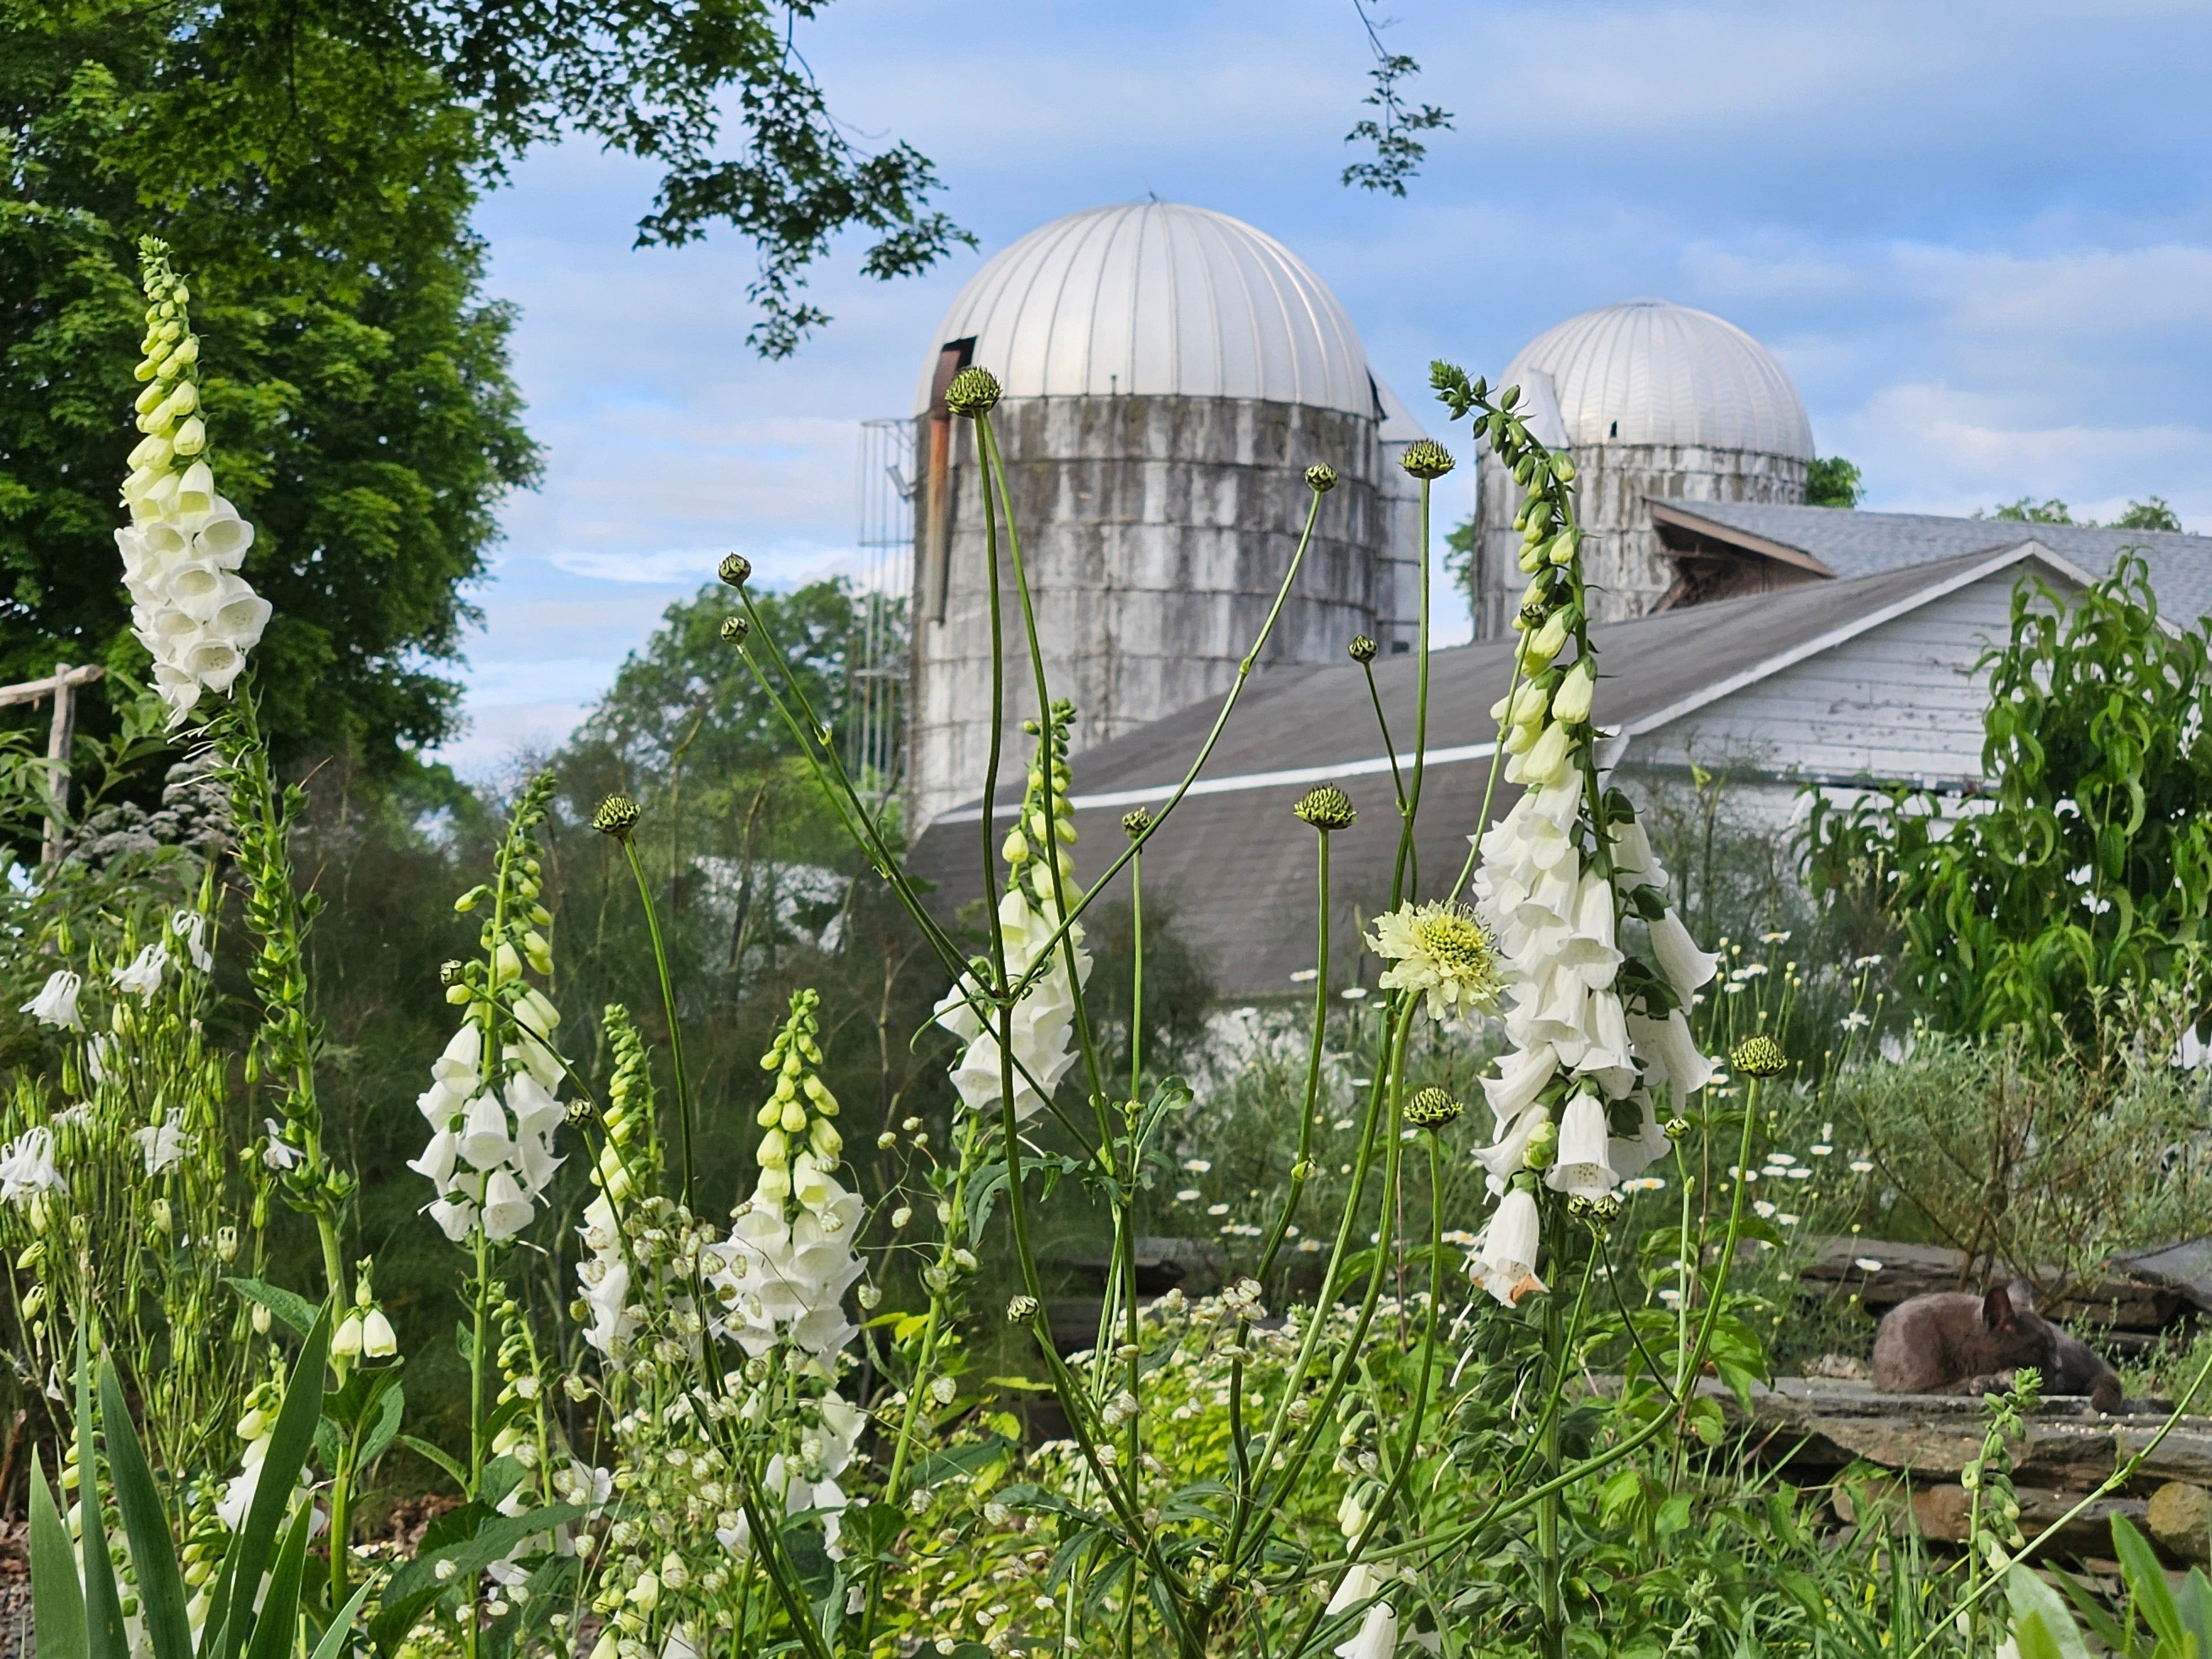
[1626,1009,1716,1109]
[1546,1090,1615,1198]
[134,1119,189,1176]
[0,1126,63,1205]
[407,1127,459,1187]
[934,888,1090,1122]
[170,910,214,973]
[1482,1043,1557,1128]
[1649,908,1720,1003]
[1606,1093,1673,1187]
[1332,1600,1398,1659]
[21,970,83,1031]
[1474,1186,1546,1307]
[458,1092,514,1171]
[428,1196,478,1241]
[480,1169,535,1240]
[361,1308,399,1359]
[1475,1104,1552,1194]
[112,944,167,998]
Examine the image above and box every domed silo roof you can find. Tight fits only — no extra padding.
[914,201,1372,416]
[1501,299,1813,458]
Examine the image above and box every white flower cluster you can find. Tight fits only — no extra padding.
[20,970,82,1030]
[1467,666,1719,1306]
[711,1391,865,1559]
[411,996,566,1243]
[703,994,863,1361]
[934,886,1090,1123]
[118,245,271,727]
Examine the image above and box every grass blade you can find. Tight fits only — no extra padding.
[77,1338,130,1659]
[241,1501,314,1659]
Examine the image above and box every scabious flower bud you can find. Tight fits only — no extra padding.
[718,553,752,588]
[1305,463,1338,493]
[719,615,748,642]
[1400,439,1455,480]
[1731,1035,1788,1078]
[593,795,641,840]
[1006,1294,1040,1323]
[1347,635,1378,664]
[944,366,1001,416]
[1404,1087,1463,1129]
[1293,784,1357,833]
[1122,808,1152,840]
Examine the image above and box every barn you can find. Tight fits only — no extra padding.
[904,537,2196,998]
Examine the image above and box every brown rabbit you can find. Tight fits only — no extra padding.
[1871,1279,2063,1398]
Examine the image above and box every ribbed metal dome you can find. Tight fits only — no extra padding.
[914,202,1372,416]
[1501,300,1813,459]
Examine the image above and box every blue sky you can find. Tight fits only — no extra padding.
[444,0,2212,771]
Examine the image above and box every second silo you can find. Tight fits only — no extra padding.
[908,200,1426,828]
[1470,299,1814,638]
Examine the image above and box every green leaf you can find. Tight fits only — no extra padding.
[309,1585,374,1659]
[2116,1514,2186,1647]
[242,1501,315,1659]
[225,1278,319,1337]
[28,1448,86,1659]
[2006,1562,2094,1659]
[77,1340,130,1659]
[397,1434,472,1495]
[361,1381,407,1469]
[210,1306,331,1659]
[367,1505,586,1658]
[100,1361,194,1659]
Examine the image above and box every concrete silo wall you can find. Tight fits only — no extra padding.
[1472,443,1808,637]
[910,394,1385,826]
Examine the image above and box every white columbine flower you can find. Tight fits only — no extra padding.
[112,944,167,999]
[133,1119,189,1176]
[118,245,272,727]
[262,1119,304,1171]
[0,1126,64,1205]
[1366,899,1505,1024]
[21,970,83,1030]
[171,910,214,972]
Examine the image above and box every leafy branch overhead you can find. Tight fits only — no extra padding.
[1343,1,1455,196]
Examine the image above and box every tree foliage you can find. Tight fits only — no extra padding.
[1,3,537,767]
[1804,456,1864,509]
[1979,495,2183,531]
[1803,555,2212,1044]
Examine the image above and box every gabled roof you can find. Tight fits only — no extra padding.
[906,543,2083,997]
[1652,499,2212,621]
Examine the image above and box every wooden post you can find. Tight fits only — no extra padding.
[0,665,105,866]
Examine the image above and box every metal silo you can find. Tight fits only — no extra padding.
[907,201,1424,828]
[1471,300,1814,638]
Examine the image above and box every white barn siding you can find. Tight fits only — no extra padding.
[1629,567,2063,787]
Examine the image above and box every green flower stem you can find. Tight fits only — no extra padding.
[1389,474,1435,906]
[1230,1008,1413,1571]
[1536,1274,1566,1659]
[1291,1126,1453,1657]
[1253,828,1332,1289]
[1359,658,1408,827]
[620,836,696,1208]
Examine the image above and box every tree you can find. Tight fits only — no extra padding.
[1984,497,2077,525]
[1804,456,1864,508]
[2113,495,2183,532]
[2,1,963,772]
[1802,555,2212,1046]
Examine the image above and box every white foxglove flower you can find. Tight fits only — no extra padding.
[21,970,83,1030]
[575,1194,638,1357]
[332,1311,365,1360]
[0,1126,63,1205]
[118,248,273,726]
[428,1196,478,1243]
[1475,1104,1551,1193]
[133,1119,188,1176]
[1546,1092,1615,1199]
[170,910,214,972]
[1332,1600,1399,1659]
[934,887,1090,1122]
[112,944,167,998]
[361,1308,398,1359]
[480,1169,535,1240]
[1367,900,1505,1023]
[1649,909,1721,1003]
[1326,1562,1396,1618]
[1473,1187,1546,1308]
[1626,1009,1717,1109]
